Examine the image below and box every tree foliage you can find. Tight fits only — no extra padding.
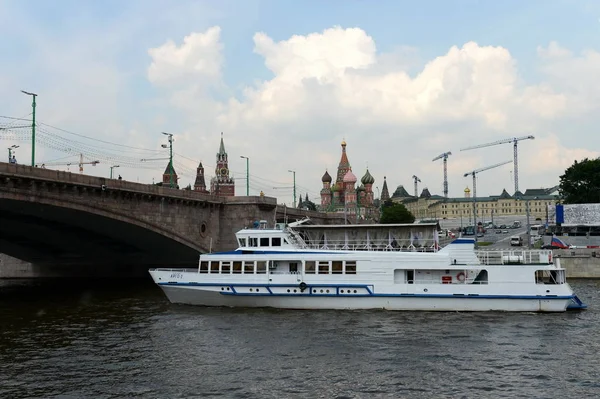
[380,201,415,224]
[559,158,600,204]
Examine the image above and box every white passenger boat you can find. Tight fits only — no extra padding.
[149,220,587,312]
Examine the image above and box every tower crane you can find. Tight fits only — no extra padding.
[464,160,511,228]
[460,135,534,194]
[39,154,99,174]
[432,151,452,198]
[412,175,421,197]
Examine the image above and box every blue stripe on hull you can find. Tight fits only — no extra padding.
[157,282,573,300]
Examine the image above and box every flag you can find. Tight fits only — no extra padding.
[551,236,570,249]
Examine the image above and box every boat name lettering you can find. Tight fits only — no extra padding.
[170,272,184,279]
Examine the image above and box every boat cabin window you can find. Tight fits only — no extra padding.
[244,261,255,274]
[249,238,258,247]
[257,261,267,274]
[283,238,290,245]
[318,261,329,274]
[305,261,316,274]
[272,237,281,247]
[289,262,298,273]
[221,261,231,274]
[200,261,209,273]
[345,261,357,274]
[210,261,219,273]
[535,269,565,284]
[332,261,343,274]
[260,237,269,247]
[233,261,242,274]
[238,238,246,247]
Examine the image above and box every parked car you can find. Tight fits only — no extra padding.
[510,235,523,246]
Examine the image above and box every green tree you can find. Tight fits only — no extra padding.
[380,202,415,224]
[559,158,600,203]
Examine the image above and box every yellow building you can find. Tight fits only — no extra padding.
[391,185,559,223]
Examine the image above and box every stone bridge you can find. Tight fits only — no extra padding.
[0,162,343,275]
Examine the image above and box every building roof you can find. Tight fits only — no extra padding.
[163,161,177,176]
[343,169,357,183]
[321,170,332,183]
[420,188,432,199]
[499,189,512,199]
[392,185,411,198]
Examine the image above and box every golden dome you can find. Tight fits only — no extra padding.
[341,139,346,146]
[464,186,471,193]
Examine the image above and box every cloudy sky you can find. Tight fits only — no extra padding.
[1,0,599,205]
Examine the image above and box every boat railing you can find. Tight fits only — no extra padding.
[285,227,308,249]
[301,238,439,252]
[153,268,198,273]
[475,249,553,265]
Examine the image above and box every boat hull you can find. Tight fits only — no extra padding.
[157,284,571,312]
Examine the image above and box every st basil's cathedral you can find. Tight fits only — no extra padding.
[319,140,386,221]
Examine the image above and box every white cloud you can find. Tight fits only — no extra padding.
[148,26,223,86]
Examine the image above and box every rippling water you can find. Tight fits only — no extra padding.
[1,278,599,398]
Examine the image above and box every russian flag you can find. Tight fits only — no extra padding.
[551,236,570,249]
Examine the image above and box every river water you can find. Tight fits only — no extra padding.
[1,278,599,398]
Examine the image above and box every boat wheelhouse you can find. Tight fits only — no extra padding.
[149,220,587,312]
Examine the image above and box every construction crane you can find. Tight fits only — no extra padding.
[464,160,511,228]
[412,175,421,197]
[432,151,452,198]
[460,135,535,194]
[40,154,99,174]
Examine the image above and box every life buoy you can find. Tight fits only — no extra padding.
[299,282,308,292]
[456,272,466,282]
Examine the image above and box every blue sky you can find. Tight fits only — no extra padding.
[1,0,599,201]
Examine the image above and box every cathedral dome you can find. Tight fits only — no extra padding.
[343,169,357,183]
[361,169,375,185]
[321,170,332,183]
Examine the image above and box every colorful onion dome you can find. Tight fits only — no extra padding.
[343,169,357,183]
[361,169,375,185]
[321,170,332,183]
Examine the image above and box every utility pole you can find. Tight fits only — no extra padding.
[110,165,120,179]
[21,90,37,166]
[161,132,174,188]
[288,170,296,207]
[240,155,249,195]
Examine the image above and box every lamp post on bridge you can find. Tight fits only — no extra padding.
[21,90,37,167]
[7,145,19,162]
[161,132,174,188]
[110,165,120,179]
[240,155,249,196]
[288,169,296,208]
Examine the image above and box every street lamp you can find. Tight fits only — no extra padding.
[21,90,38,167]
[110,165,120,179]
[161,132,174,188]
[240,155,249,196]
[288,170,296,208]
[7,145,19,162]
